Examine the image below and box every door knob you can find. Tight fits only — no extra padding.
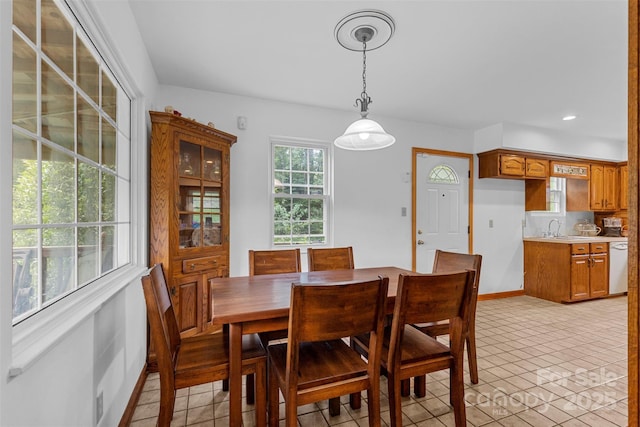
[417,240,425,245]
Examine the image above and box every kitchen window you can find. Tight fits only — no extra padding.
[270,137,331,246]
[11,0,132,324]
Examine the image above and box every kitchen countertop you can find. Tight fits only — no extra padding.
[523,236,628,244]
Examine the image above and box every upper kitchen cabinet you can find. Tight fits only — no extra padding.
[590,164,618,211]
[478,150,548,179]
[619,163,628,210]
[149,111,236,336]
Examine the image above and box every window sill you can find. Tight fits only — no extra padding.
[9,264,148,379]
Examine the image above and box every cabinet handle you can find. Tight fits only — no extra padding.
[170,286,176,296]
[190,263,195,270]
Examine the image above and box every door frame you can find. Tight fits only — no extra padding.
[411,147,474,270]
[628,1,638,424]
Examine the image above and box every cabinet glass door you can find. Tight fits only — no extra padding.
[177,140,223,249]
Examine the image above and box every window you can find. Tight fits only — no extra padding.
[428,164,459,184]
[547,176,565,213]
[271,138,331,246]
[11,0,131,323]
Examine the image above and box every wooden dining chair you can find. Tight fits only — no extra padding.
[307,246,354,271]
[305,245,355,415]
[351,271,476,427]
[248,248,301,345]
[267,276,389,427]
[249,248,301,276]
[411,250,483,396]
[141,264,267,427]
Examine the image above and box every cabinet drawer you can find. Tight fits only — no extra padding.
[182,255,226,273]
[590,242,608,254]
[571,243,590,255]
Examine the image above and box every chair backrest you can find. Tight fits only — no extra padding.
[141,264,181,388]
[307,246,354,271]
[249,248,301,276]
[388,271,475,366]
[432,250,482,316]
[287,277,389,388]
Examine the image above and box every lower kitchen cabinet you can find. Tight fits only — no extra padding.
[524,240,609,303]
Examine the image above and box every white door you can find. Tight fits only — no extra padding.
[414,152,470,273]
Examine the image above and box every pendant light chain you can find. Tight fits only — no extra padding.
[361,40,368,99]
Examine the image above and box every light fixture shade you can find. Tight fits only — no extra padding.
[334,118,396,150]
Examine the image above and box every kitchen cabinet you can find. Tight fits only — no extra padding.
[569,242,608,300]
[149,111,236,337]
[478,150,548,179]
[590,164,618,211]
[524,240,609,303]
[619,163,628,210]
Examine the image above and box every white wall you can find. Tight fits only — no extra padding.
[0,1,157,426]
[154,86,474,276]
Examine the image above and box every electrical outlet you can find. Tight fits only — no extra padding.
[489,219,494,228]
[96,391,103,423]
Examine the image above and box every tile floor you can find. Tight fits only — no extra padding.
[130,295,628,426]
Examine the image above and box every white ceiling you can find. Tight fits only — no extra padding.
[128,0,628,142]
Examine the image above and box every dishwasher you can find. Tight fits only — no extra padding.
[609,241,628,294]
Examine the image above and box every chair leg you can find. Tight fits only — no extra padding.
[329,397,341,416]
[246,373,255,404]
[401,379,410,396]
[349,391,362,409]
[268,360,280,427]
[254,362,267,427]
[467,333,479,384]
[366,386,381,427]
[387,373,403,427]
[158,387,176,427]
[414,375,426,397]
[450,361,467,427]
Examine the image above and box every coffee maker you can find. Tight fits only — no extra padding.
[603,217,622,237]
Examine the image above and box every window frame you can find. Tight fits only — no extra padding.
[5,0,148,376]
[269,136,333,248]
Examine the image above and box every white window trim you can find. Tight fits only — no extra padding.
[268,135,334,249]
[5,0,149,377]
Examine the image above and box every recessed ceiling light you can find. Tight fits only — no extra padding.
[562,115,577,121]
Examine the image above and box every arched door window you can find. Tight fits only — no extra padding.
[428,164,459,184]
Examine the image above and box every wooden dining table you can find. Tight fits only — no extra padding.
[209,266,413,427]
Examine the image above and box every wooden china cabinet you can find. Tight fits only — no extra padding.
[148,111,236,366]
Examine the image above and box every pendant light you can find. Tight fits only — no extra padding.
[334,10,396,151]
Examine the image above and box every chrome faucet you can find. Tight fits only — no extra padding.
[547,219,561,237]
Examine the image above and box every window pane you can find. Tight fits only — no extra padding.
[13,0,37,42]
[101,172,115,222]
[102,119,116,170]
[77,97,100,163]
[77,161,99,222]
[42,146,75,224]
[78,226,99,285]
[13,32,37,132]
[274,146,290,170]
[291,147,307,171]
[41,0,74,77]
[274,198,291,221]
[13,229,38,318]
[42,61,74,151]
[102,71,117,120]
[76,36,99,103]
[309,199,324,220]
[42,227,75,303]
[292,199,308,220]
[13,132,38,225]
[309,149,323,172]
[100,225,114,274]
